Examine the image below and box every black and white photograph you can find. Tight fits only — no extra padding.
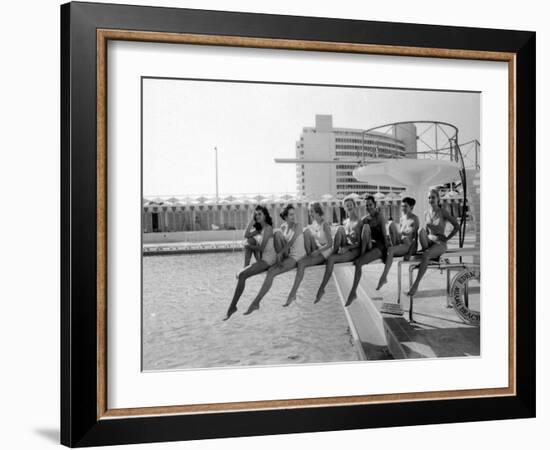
[141,78,481,371]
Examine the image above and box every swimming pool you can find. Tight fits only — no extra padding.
[142,252,359,370]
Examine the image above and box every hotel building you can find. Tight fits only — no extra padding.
[295,115,417,197]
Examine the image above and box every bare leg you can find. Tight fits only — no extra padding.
[407,242,446,296]
[303,228,316,255]
[244,246,252,266]
[245,258,297,315]
[376,242,410,290]
[315,249,360,303]
[285,253,325,306]
[243,237,259,267]
[405,238,417,260]
[273,230,286,254]
[419,229,430,250]
[224,261,269,320]
[360,224,372,255]
[346,247,382,306]
[388,222,400,247]
[332,226,346,253]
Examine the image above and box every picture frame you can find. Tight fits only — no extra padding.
[60,1,536,447]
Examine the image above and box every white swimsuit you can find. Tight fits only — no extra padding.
[309,221,333,259]
[399,214,416,243]
[260,230,277,265]
[282,225,306,261]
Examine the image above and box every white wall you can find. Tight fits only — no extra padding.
[0,1,546,449]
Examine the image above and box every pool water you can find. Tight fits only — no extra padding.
[142,252,359,370]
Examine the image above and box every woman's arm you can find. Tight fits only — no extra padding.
[343,221,363,251]
[257,226,273,253]
[379,213,390,248]
[405,215,420,258]
[243,216,257,239]
[276,223,302,259]
[442,209,460,242]
[403,215,420,240]
[316,222,333,253]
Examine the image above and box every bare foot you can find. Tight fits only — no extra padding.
[283,295,296,307]
[376,277,387,291]
[244,301,260,315]
[345,291,357,307]
[223,306,237,321]
[314,289,325,304]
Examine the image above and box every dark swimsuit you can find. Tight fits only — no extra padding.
[364,212,388,260]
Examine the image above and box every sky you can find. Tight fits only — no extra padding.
[142,78,480,197]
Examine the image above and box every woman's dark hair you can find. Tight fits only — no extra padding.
[402,197,416,208]
[253,205,273,231]
[280,203,295,221]
[310,202,324,217]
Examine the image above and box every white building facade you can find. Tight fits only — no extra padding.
[296,115,417,197]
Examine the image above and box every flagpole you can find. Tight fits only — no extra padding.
[214,147,219,202]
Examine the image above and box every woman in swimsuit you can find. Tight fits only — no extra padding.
[406,189,460,296]
[376,196,419,290]
[242,212,264,266]
[224,205,277,320]
[345,195,390,306]
[244,204,306,315]
[315,195,362,304]
[284,202,333,307]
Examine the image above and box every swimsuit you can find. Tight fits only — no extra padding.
[309,221,333,259]
[343,218,360,246]
[399,214,416,246]
[282,224,306,261]
[261,234,277,265]
[425,208,447,246]
[364,212,387,251]
[400,215,415,237]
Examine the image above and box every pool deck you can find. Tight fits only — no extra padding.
[332,259,480,360]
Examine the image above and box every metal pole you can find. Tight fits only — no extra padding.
[475,140,479,170]
[435,124,439,159]
[362,131,365,163]
[214,146,219,202]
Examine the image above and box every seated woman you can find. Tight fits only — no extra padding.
[244,204,306,315]
[242,211,265,266]
[406,189,460,296]
[376,196,419,290]
[314,195,362,304]
[284,202,333,307]
[223,205,276,320]
[345,195,390,306]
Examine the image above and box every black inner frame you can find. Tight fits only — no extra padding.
[61,2,536,447]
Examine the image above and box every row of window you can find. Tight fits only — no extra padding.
[335,138,404,149]
[337,177,362,183]
[335,164,356,170]
[336,184,381,190]
[334,151,400,158]
[335,144,404,152]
